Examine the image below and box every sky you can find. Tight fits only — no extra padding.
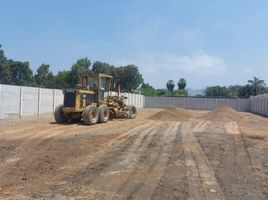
[1,0,268,89]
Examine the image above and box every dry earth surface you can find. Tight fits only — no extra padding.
[0,107,268,200]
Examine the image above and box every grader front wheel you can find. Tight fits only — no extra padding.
[128,105,137,119]
[54,105,68,123]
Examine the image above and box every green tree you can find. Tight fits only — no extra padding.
[92,61,113,74]
[55,70,69,89]
[173,89,188,96]
[204,86,230,97]
[0,63,12,84]
[229,85,242,97]
[248,76,266,96]
[237,84,253,98]
[0,45,12,84]
[139,83,157,96]
[68,58,91,87]
[166,80,175,93]
[155,89,166,96]
[112,65,143,92]
[0,45,7,64]
[178,78,187,90]
[35,64,54,88]
[46,72,55,88]
[138,83,167,96]
[10,61,33,85]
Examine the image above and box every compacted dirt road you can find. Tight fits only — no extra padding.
[0,108,268,200]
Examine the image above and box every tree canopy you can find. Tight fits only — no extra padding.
[35,64,54,88]
[67,58,92,88]
[0,45,144,92]
[1,45,268,98]
[178,78,186,90]
[10,61,33,85]
[205,80,268,98]
[0,45,11,84]
[112,65,143,92]
[204,86,231,97]
[248,76,266,96]
[92,61,113,74]
[166,80,175,93]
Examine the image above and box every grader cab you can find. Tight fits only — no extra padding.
[54,72,137,125]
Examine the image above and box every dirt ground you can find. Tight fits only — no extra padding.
[0,107,268,200]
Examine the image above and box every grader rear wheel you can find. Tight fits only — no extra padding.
[54,105,68,123]
[98,106,110,123]
[83,106,99,125]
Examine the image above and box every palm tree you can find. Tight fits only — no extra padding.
[248,76,266,96]
[166,80,175,93]
[178,78,187,90]
[229,85,241,97]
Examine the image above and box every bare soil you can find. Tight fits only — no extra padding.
[0,107,268,200]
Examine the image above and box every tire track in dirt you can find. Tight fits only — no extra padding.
[24,119,148,147]
[193,119,266,200]
[193,120,212,133]
[0,121,152,199]
[181,122,226,200]
[214,121,265,200]
[239,126,268,199]
[0,120,49,133]
[224,121,240,135]
[111,122,181,200]
[0,120,149,167]
[69,122,166,199]
[2,108,267,200]
[24,121,158,199]
[0,116,149,165]
[151,123,188,200]
[0,116,147,140]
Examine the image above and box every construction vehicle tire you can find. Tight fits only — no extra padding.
[54,105,68,123]
[128,105,137,119]
[83,106,99,125]
[98,106,110,123]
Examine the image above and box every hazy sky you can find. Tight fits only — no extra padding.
[1,0,268,89]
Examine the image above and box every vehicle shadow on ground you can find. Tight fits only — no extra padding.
[49,121,82,126]
[49,121,112,126]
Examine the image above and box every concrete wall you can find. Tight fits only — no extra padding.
[1,83,267,118]
[250,94,268,116]
[0,84,63,118]
[144,96,251,112]
[0,84,144,118]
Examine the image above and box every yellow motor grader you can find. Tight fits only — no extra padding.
[54,72,137,125]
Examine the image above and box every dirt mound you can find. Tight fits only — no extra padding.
[201,106,242,122]
[147,108,192,121]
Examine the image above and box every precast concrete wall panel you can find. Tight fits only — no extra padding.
[144,96,251,112]
[22,86,39,116]
[0,85,21,118]
[250,95,268,115]
[40,88,54,114]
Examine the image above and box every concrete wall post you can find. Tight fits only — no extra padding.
[19,86,23,118]
[38,88,41,116]
[53,89,56,113]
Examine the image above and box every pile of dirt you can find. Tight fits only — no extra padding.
[201,106,242,122]
[147,108,192,121]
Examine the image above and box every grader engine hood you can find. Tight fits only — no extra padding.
[62,88,97,112]
[63,89,77,107]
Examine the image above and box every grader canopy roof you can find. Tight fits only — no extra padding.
[79,72,113,91]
